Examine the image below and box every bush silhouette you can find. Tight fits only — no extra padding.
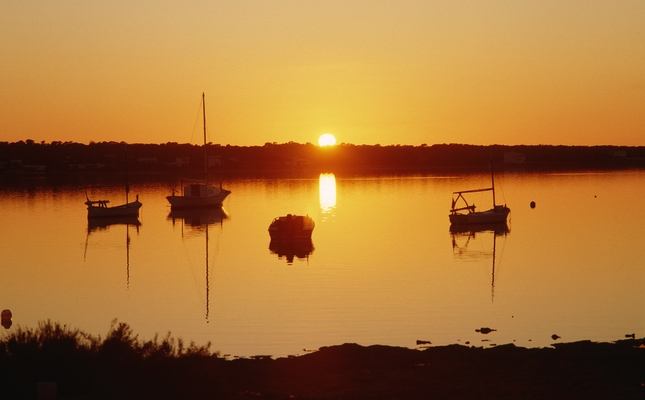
[0,319,223,399]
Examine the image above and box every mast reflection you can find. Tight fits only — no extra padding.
[450,222,509,302]
[167,207,228,322]
[85,216,141,290]
[319,173,336,219]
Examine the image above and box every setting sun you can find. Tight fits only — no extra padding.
[318,134,336,147]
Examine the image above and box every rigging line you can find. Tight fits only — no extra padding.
[205,116,212,144]
[493,231,508,280]
[494,172,507,204]
[173,218,205,297]
[178,232,207,302]
[204,97,213,144]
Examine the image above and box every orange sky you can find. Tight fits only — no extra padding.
[2,1,644,146]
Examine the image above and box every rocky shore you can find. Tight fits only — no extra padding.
[222,339,645,399]
[3,330,643,399]
[10,339,645,400]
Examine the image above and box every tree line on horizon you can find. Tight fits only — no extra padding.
[1,140,643,175]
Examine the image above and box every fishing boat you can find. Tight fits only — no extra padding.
[85,196,142,218]
[166,93,231,209]
[85,147,142,218]
[449,163,510,225]
[268,214,315,240]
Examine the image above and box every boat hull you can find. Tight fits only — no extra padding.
[449,206,510,225]
[268,215,315,240]
[166,185,231,209]
[86,201,142,218]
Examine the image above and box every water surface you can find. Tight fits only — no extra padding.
[1,169,643,357]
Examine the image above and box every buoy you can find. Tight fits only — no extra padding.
[1,309,12,329]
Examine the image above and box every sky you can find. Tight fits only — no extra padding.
[2,1,644,146]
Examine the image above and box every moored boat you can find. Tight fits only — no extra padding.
[166,183,230,209]
[86,145,142,218]
[167,93,231,209]
[449,162,510,225]
[268,214,315,240]
[86,197,142,218]
[449,204,510,225]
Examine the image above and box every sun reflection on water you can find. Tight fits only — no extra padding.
[319,173,336,220]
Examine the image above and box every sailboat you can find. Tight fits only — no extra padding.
[166,93,231,209]
[85,146,142,218]
[449,161,510,225]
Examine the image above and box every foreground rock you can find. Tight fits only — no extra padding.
[223,339,644,399]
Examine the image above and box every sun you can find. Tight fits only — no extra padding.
[318,133,336,147]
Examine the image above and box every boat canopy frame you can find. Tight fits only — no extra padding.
[85,199,110,208]
[450,187,493,214]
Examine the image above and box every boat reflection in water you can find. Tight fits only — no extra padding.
[449,221,509,236]
[85,216,141,289]
[1,309,12,329]
[167,207,228,322]
[450,222,510,302]
[269,238,314,265]
[168,207,228,228]
[87,215,141,233]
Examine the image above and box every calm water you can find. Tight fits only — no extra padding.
[1,169,644,357]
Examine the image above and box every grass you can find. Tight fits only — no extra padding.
[0,319,223,399]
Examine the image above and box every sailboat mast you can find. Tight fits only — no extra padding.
[490,156,496,207]
[202,92,208,184]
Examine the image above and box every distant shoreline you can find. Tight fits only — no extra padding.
[1,142,644,180]
[2,158,644,178]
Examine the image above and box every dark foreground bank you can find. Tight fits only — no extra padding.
[1,321,643,399]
